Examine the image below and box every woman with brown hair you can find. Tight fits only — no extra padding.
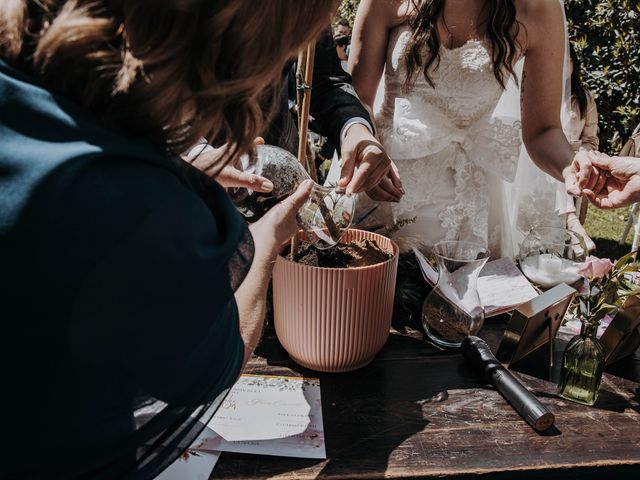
[349,0,588,257]
[0,0,336,478]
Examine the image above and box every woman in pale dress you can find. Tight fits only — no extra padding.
[350,0,587,258]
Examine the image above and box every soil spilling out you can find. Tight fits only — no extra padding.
[283,239,392,268]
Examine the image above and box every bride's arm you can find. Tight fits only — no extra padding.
[349,0,401,111]
[519,0,579,192]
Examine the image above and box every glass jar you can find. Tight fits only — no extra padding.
[227,145,354,247]
[422,241,490,348]
[227,145,311,222]
[558,320,606,406]
[518,226,588,289]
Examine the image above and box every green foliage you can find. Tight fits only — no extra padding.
[566,0,640,154]
[337,0,360,26]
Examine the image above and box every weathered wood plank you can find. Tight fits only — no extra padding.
[212,319,640,479]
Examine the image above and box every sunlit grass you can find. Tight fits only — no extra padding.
[583,203,635,260]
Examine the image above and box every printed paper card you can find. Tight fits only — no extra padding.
[198,375,325,459]
[477,257,539,316]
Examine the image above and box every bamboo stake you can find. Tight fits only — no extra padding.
[296,51,318,181]
[291,43,316,258]
[297,44,316,176]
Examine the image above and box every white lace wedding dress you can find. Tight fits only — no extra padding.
[366,25,565,258]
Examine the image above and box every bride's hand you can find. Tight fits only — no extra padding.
[564,150,607,197]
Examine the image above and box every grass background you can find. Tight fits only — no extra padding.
[583,203,635,260]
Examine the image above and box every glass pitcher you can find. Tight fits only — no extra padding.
[422,241,490,348]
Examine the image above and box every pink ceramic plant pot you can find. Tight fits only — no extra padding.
[272,229,399,372]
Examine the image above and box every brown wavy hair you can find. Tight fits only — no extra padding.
[0,0,337,168]
[403,0,522,91]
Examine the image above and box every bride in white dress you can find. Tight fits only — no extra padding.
[349,0,586,258]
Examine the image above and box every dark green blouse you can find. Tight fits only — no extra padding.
[0,61,247,479]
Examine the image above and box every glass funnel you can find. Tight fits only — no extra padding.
[518,226,587,289]
[226,144,354,247]
[422,241,490,348]
[297,184,355,249]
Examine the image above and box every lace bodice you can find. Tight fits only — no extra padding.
[378,27,504,130]
[374,25,526,257]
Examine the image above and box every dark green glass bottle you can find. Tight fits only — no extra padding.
[558,321,606,406]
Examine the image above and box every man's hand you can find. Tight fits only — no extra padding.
[338,123,401,198]
[365,162,403,202]
[581,154,640,209]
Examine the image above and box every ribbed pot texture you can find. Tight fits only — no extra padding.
[273,229,399,372]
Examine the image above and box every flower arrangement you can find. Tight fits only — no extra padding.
[575,252,640,329]
[558,251,640,406]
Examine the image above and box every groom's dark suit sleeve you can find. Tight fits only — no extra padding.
[309,32,373,151]
[263,30,372,155]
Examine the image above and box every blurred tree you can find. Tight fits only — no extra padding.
[566,0,640,154]
[337,0,360,25]
[337,0,639,153]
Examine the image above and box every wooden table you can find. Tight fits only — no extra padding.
[213,318,640,479]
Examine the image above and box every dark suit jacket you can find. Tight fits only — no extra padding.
[264,31,372,155]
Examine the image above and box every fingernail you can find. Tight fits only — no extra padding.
[261,180,274,191]
[399,187,406,194]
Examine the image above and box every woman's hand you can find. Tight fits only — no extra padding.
[186,137,273,192]
[216,164,273,192]
[249,180,314,258]
[581,154,640,209]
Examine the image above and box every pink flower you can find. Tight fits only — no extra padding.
[577,256,614,279]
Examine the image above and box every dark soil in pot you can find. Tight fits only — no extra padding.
[283,239,392,268]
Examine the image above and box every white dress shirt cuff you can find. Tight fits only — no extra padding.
[339,117,373,147]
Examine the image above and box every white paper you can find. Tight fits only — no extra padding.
[477,257,539,316]
[199,375,325,459]
[413,249,538,317]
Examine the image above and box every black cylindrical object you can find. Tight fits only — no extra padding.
[461,336,555,432]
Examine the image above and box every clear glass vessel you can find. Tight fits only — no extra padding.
[297,184,355,249]
[227,145,311,222]
[422,241,490,348]
[227,144,354,248]
[558,321,606,406]
[518,226,588,289]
